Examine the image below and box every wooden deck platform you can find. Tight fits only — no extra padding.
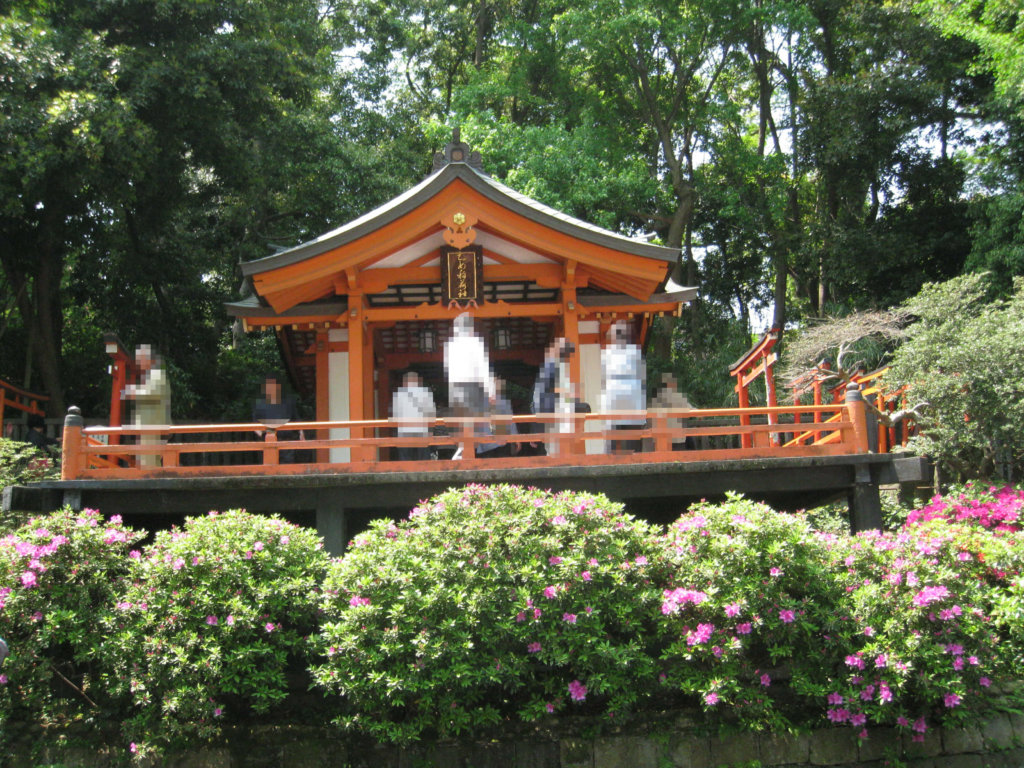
[2,385,932,552]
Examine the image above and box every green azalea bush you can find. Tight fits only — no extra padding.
[102,510,329,753]
[656,493,1023,741]
[655,496,847,730]
[0,508,144,740]
[311,484,669,743]
[806,518,1022,741]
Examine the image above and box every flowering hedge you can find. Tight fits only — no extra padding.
[1,487,1022,754]
[102,510,329,754]
[907,484,1023,531]
[312,484,669,743]
[0,508,144,739]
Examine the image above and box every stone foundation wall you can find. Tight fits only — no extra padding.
[12,711,1024,768]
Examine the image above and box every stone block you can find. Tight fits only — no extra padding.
[513,740,560,768]
[666,732,713,768]
[761,731,810,766]
[167,749,233,768]
[1008,712,1024,744]
[930,755,986,768]
[561,737,593,768]
[594,736,661,768]
[903,728,943,759]
[709,730,759,767]
[858,727,900,763]
[461,740,517,768]
[808,728,860,765]
[942,724,985,755]
[979,713,1016,751]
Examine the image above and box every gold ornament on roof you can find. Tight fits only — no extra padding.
[441,210,477,248]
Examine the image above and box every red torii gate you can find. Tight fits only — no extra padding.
[0,378,48,440]
[729,327,781,448]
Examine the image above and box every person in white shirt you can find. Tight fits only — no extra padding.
[391,372,437,461]
[444,313,495,457]
[601,321,645,454]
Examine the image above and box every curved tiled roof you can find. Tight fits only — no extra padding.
[240,161,678,277]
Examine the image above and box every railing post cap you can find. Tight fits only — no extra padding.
[845,382,863,402]
[64,406,83,427]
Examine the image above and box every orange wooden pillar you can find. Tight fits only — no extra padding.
[347,302,368,462]
[61,406,86,480]
[104,334,137,445]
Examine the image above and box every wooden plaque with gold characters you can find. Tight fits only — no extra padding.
[440,245,483,306]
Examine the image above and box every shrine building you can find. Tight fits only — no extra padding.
[226,133,696,459]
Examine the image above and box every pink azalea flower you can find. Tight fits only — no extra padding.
[769,567,782,577]
[779,609,795,623]
[206,615,218,626]
[913,718,928,733]
[265,623,275,633]
[736,622,752,635]
[980,677,991,687]
[527,642,542,653]
[226,615,235,626]
[581,571,592,581]
[548,556,563,565]
[704,692,720,706]
[543,586,558,599]
[944,693,961,708]
[349,596,371,607]
[562,613,577,624]
[568,680,587,702]
[516,611,526,622]
[254,541,264,551]
[545,703,555,713]
[724,602,741,618]
[760,674,771,687]
[850,712,867,726]
[827,692,844,705]
[635,555,647,565]
[20,570,36,588]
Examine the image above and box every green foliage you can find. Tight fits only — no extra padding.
[312,484,668,743]
[885,273,1024,481]
[2,487,1024,753]
[660,495,1023,737]
[651,308,752,408]
[657,496,845,730]
[0,437,59,491]
[102,510,329,752]
[0,509,145,739]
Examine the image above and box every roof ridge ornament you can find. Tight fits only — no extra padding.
[432,127,485,174]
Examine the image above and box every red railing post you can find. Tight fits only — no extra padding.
[844,383,871,453]
[61,406,86,479]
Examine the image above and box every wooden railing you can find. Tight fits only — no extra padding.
[60,388,875,480]
[0,378,48,439]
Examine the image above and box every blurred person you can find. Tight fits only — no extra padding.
[444,313,495,458]
[252,375,303,463]
[531,337,575,455]
[478,378,518,459]
[650,373,695,450]
[25,413,58,456]
[391,371,437,461]
[123,344,171,468]
[601,321,645,454]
